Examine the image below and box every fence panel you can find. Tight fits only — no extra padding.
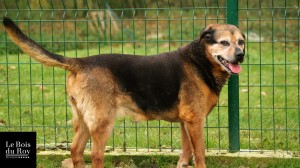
[238,0,300,152]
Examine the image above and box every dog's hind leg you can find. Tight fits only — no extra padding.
[89,121,114,168]
[86,105,115,168]
[177,122,192,168]
[69,98,90,168]
[71,116,90,168]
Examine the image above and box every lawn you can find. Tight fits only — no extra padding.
[36,153,300,168]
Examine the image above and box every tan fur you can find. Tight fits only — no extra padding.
[4,23,78,71]
[4,17,245,168]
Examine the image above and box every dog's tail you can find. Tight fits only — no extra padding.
[3,17,79,72]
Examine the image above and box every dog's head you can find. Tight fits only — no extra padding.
[200,24,245,74]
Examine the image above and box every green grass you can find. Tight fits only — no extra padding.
[36,154,300,168]
[0,40,299,152]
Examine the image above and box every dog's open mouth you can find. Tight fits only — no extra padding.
[217,56,241,74]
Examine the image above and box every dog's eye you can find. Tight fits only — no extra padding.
[238,39,245,45]
[220,40,230,46]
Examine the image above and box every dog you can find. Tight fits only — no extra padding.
[3,17,245,168]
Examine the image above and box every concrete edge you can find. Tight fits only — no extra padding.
[38,148,299,159]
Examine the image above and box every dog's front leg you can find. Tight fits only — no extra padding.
[182,119,206,168]
[177,122,192,168]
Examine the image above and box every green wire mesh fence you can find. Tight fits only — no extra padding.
[0,0,299,154]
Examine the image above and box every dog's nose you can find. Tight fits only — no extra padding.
[235,50,244,62]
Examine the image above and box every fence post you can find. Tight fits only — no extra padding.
[227,0,240,152]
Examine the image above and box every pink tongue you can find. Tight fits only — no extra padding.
[229,63,242,74]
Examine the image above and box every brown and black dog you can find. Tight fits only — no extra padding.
[3,17,245,168]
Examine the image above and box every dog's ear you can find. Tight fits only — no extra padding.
[199,27,215,43]
[242,32,246,40]
[241,32,246,53]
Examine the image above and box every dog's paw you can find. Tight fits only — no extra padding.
[61,158,74,168]
[177,161,191,168]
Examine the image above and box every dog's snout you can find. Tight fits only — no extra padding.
[235,49,244,62]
